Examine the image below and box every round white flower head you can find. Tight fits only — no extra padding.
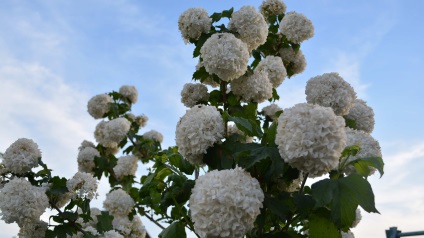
[342,231,355,238]
[66,172,98,200]
[200,33,249,82]
[103,230,124,238]
[77,147,100,173]
[275,103,346,177]
[306,72,357,116]
[78,140,96,151]
[113,155,138,180]
[228,6,268,52]
[103,189,135,217]
[342,128,382,176]
[0,178,49,225]
[195,61,220,87]
[231,70,273,103]
[119,85,138,104]
[256,56,287,88]
[135,114,148,127]
[345,99,375,133]
[142,130,164,143]
[262,104,283,121]
[259,0,287,19]
[2,138,41,174]
[178,8,212,43]
[279,47,307,75]
[113,215,147,238]
[181,83,209,108]
[279,11,314,44]
[189,167,264,238]
[18,220,48,238]
[227,124,254,143]
[87,94,113,119]
[352,208,362,228]
[176,105,225,165]
[95,118,131,148]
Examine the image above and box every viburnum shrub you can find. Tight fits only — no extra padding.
[0,0,384,237]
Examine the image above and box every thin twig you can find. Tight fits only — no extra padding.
[143,212,165,230]
[299,173,309,194]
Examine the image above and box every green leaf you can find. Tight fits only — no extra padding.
[263,122,277,146]
[210,12,222,23]
[263,193,293,220]
[48,176,69,195]
[221,8,234,19]
[293,193,316,219]
[237,144,280,169]
[311,174,379,229]
[159,221,186,238]
[209,90,223,106]
[350,157,384,178]
[96,211,114,233]
[344,116,357,130]
[309,209,341,238]
[227,114,263,137]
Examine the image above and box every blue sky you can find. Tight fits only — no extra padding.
[1,0,424,237]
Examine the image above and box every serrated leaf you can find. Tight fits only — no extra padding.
[227,114,263,137]
[309,209,341,238]
[159,221,186,238]
[350,157,384,178]
[293,193,316,219]
[221,8,234,19]
[96,211,114,233]
[311,174,379,229]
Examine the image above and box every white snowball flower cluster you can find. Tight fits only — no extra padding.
[178,8,212,43]
[231,70,273,103]
[18,220,48,238]
[228,6,268,52]
[113,155,138,180]
[256,56,287,88]
[279,47,307,75]
[66,172,98,200]
[181,83,209,108]
[0,178,49,225]
[275,103,346,177]
[103,189,135,217]
[176,105,225,165]
[189,167,264,238]
[79,140,96,151]
[119,85,138,104]
[227,124,253,143]
[195,61,220,87]
[200,33,249,82]
[2,138,41,174]
[259,0,287,19]
[279,11,314,44]
[77,147,100,173]
[87,94,113,119]
[135,114,148,127]
[342,231,355,238]
[113,215,147,238]
[345,99,375,133]
[95,118,131,148]
[342,128,382,176]
[103,230,124,238]
[306,72,357,116]
[262,103,283,121]
[352,208,362,228]
[142,130,164,143]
